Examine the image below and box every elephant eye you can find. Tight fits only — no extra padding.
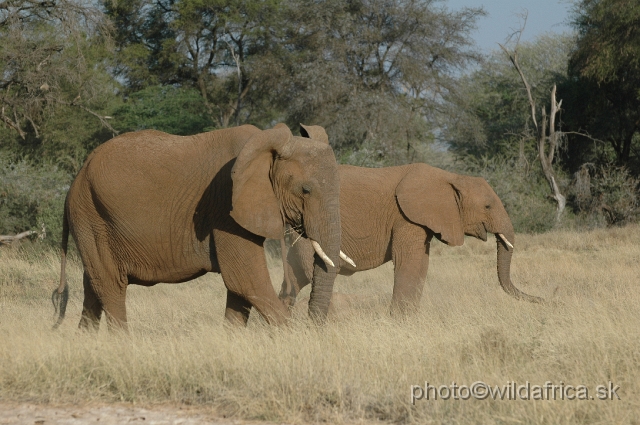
[302,185,311,195]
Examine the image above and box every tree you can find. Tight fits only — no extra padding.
[0,0,115,141]
[105,0,286,128]
[279,0,484,165]
[105,0,485,164]
[565,0,640,170]
[500,44,566,223]
[445,33,574,161]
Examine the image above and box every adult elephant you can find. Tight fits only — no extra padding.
[279,128,543,314]
[51,123,344,331]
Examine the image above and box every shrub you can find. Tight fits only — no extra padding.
[568,164,640,227]
[0,157,70,247]
[112,86,215,136]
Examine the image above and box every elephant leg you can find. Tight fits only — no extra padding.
[101,284,128,332]
[76,235,129,332]
[390,223,431,316]
[79,271,102,331]
[214,227,290,326]
[80,277,128,332]
[224,290,252,325]
[78,270,128,332]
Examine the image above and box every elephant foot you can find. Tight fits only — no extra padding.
[224,291,252,326]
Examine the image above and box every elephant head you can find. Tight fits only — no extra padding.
[231,123,342,320]
[396,164,543,303]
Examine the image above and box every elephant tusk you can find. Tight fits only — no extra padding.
[340,251,357,268]
[497,233,514,249]
[311,240,335,268]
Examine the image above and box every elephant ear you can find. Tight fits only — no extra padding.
[300,123,329,145]
[395,165,464,246]
[231,124,293,239]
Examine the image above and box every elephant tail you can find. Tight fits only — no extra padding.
[52,200,70,330]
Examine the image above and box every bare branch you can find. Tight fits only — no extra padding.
[548,84,561,165]
[0,230,36,244]
[562,131,607,145]
[499,43,538,132]
[503,9,528,47]
[0,106,26,138]
[26,114,40,138]
[58,96,117,135]
[225,36,244,127]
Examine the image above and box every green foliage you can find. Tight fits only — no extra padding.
[112,86,215,135]
[591,166,640,225]
[281,0,484,165]
[570,0,640,83]
[0,0,116,144]
[565,0,640,168]
[338,117,436,167]
[445,33,574,160]
[1,107,116,174]
[105,0,287,128]
[0,157,70,246]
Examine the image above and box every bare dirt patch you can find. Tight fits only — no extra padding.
[0,403,281,425]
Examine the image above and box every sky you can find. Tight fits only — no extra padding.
[445,0,574,53]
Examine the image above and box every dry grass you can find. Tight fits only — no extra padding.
[1,226,639,424]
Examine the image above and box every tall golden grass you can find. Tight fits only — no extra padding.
[1,226,638,424]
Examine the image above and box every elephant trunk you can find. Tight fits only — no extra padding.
[305,199,341,323]
[496,228,544,303]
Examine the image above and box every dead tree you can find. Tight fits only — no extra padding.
[499,44,566,224]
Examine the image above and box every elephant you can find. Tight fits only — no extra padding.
[279,148,543,314]
[51,123,345,331]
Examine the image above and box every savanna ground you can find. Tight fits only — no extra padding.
[1,226,639,424]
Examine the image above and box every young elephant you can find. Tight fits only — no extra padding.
[279,151,543,314]
[52,123,344,331]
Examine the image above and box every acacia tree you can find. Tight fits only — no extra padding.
[280,0,484,165]
[106,0,286,128]
[0,0,115,139]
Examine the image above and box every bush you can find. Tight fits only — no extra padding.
[568,164,640,227]
[112,86,215,136]
[0,157,70,247]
